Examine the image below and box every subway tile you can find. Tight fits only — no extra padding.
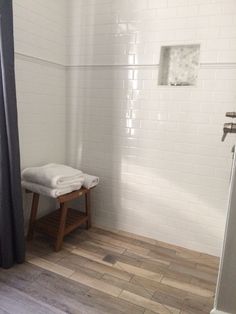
[148,0,168,9]
[15,0,236,257]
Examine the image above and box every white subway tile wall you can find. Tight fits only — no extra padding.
[66,0,236,66]
[66,0,236,256]
[13,0,67,167]
[13,0,67,224]
[13,0,67,64]
[12,0,236,255]
[16,58,66,169]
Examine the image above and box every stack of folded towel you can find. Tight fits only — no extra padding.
[21,163,99,198]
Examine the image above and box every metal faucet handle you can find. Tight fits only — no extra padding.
[222,132,227,142]
[226,112,236,118]
[222,122,236,142]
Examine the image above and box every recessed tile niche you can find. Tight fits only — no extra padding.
[158,44,200,86]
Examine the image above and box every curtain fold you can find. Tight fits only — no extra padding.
[0,0,25,268]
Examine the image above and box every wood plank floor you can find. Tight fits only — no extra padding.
[0,227,219,314]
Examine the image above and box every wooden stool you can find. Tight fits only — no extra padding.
[27,187,92,251]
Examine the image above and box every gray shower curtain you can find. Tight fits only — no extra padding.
[0,0,25,268]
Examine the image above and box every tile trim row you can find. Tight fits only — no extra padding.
[68,63,236,69]
[15,52,65,70]
[15,52,236,70]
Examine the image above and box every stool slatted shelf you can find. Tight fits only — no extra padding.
[27,187,92,251]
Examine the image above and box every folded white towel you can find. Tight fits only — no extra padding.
[22,180,83,198]
[22,163,84,189]
[83,174,99,189]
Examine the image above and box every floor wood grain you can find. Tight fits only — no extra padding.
[0,227,219,314]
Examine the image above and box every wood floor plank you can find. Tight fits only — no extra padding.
[120,253,194,283]
[7,227,218,314]
[148,249,198,269]
[83,230,151,255]
[180,311,209,314]
[91,228,179,259]
[64,243,111,266]
[0,263,42,290]
[144,310,179,314]
[87,288,145,314]
[199,253,219,264]
[70,271,123,297]
[190,277,217,292]
[131,275,170,294]
[151,281,187,310]
[17,272,119,314]
[67,239,112,258]
[57,254,104,279]
[80,239,126,255]
[0,309,10,314]
[104,252,143,267]
[92,227,197,259]
[66,240,147,269]
[181,293,214,314]
[58,250,132,281]
[175,250,202,260]
[123,249,170,266]
[65,238,144,267]
[17,271,107,314]
[119,290,180,314]
[92,227,218,270]
[146,262,193,284]
[169,263,217,283]
[0,282,64,314]
[177,252,219,270]
[27,255,123,297]
[101,273,154,299]
[114,261,162,282]
[196,263,219,275]
[161,277,214,298]
[27,256,74,277]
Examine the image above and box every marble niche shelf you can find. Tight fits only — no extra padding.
[158,44,200,86]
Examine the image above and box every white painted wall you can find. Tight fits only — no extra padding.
[66,0,236,256]
[13,0,67,224]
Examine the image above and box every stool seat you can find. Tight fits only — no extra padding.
[26,187,92,251]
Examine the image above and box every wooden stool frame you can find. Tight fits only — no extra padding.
[27,187,91,251]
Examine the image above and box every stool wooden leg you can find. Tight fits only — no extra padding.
[55,202,68,252]
[27,193,40,241]
[85,190,91,229]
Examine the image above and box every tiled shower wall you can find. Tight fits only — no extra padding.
[13,0,67,168]
[13,0,67,222]
[67,0,236,255]
[11,0,236,255]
